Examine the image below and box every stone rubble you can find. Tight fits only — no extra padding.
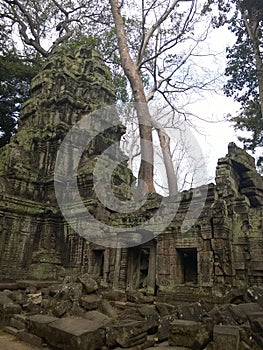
[0,278,262,349]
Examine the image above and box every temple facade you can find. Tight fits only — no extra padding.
[0,46,262,299]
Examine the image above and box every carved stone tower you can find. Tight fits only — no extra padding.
[0,45,132,280]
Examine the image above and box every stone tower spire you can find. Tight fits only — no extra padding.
[0,45,132,279]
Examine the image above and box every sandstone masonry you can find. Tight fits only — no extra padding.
[0,45,262,300]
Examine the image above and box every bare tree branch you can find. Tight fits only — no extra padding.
[137,0,194,65]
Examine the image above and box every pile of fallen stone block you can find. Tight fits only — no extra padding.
[0,275,263,349]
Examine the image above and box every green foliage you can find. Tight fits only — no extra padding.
[205,0,263,164]
[65,32,101,52]
[224,23,262,156]
[113,73,129,103]
[0,52,40,147]
[230,100,263,151]
[224,31,258,104]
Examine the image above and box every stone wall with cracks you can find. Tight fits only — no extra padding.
[0,44,262,300]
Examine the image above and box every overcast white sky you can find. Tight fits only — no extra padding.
[184,24,244,180]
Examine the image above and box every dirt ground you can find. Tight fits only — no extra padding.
[0,331,41,350]
[0,330,186,350]
[0,331,186,349]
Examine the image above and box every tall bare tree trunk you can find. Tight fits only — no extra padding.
[253,44,263,119]
[151,119,178,195]
[110,0,155,194]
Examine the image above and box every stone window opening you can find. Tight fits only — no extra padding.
[177,248,198,285]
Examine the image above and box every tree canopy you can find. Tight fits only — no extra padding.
[0,0,223,193]
[0,50,40,147]
[206,0,263,167]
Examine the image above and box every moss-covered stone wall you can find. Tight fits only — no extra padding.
[0,45,262,300]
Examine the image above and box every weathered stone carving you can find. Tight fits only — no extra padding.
[0,45,133,280]
[0,44,262,301]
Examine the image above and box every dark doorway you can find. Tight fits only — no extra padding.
[139,248,150,288]
[93,249,104,277]
[177,248,198,284]
[127,242,156,293]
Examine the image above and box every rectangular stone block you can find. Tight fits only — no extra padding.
[45,316,109,350]
[247,313,263,333]
[26,314,58,338]
[233,262,245,270]
[199,251,213,286]
[80,294,102,310]
[250,248,263,261]
[0,292,22,325]
[0,283,19,291]
[169,319,200,347]
[18,330,44,347]
[3,325,21,336]
[213,325,240,350]
[212,227,229,239]
[106,321,150,348]
[211,238,228,250]
[251,261,263,271]
[10,314,26,330]
[200,227,212,240]
[234,303,262,316]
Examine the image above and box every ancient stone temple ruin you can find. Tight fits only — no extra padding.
[0,45,263,300]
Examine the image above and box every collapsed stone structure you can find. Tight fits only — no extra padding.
[0,45,263,302]
[1,279,263,350]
